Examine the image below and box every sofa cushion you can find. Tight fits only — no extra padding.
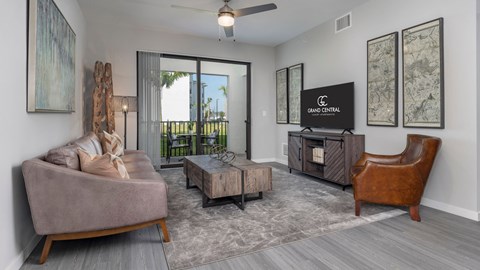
[78,149,130,179]
[71,132,103,155]
[45,145,80,170]
[101,130,124,156]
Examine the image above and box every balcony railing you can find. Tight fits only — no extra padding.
[161,120,228,159]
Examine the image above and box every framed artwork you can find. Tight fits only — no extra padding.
[288,63,303,125]
[402,18,444,128]
[276,68,288,124]
[367,32,398,126]
[28,0,76,112]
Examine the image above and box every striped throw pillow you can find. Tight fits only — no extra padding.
[101,130,124,156]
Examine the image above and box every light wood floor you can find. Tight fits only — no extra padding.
[21,164,480,270]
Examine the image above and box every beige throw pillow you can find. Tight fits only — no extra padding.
[101,130,124,156]
[78,149,130,179]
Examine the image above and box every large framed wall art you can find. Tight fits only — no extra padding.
[367,32,398,127]
[402,18,444,128]
[276,68,288,124]
[288,63,303,125]
[28,0,76,112]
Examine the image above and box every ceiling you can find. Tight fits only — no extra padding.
[77,0,369,47]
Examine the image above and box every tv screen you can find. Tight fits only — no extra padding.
[300,82,354,130]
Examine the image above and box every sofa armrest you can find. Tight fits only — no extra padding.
[22,159,168,235]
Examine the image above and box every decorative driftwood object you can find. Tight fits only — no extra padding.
[92,61,104,134]
[104,63,115,133]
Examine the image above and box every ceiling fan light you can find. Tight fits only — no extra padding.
[218,12,234,27]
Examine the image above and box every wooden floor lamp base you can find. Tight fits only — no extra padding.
[39,218,170,264]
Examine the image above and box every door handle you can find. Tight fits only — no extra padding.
[298,148,301,161]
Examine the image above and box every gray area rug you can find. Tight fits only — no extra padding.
[160,165,405,269]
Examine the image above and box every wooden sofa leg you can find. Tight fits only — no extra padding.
[159,218,170,242]
[39,235,53,264]
[355,200,361,216]
[409,205,421,222]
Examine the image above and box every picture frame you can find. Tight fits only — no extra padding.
[276,68,289,124]
[402,18,444,128]
[288,63,304,125]
[28,0,76,113]
[367,32,398,127]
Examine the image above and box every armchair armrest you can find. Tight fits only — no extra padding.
[22,159,168,235]
[353,161,424,205]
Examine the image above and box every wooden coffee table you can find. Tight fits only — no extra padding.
[183,155,272,210]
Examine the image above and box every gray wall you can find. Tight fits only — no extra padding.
[275,0,479,220]
[0,0,86,269]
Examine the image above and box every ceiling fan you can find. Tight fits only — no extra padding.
[172,0,277,38]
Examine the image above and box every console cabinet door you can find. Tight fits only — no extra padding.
[288,135,302,171]
[324,139,345,183]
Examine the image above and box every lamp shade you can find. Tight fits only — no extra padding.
[218,13,234,27]
[113,96,137,112]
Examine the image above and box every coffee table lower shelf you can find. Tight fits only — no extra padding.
[187,176,263,210]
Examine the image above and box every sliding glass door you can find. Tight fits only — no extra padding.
[137,52,250,168]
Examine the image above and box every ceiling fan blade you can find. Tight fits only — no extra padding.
[232,3,277,17]
[224,26,234,38]
[171,5,217,15]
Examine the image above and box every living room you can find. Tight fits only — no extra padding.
[2,0,480,269]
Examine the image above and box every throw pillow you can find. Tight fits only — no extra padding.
[78,149,130,179]
[101,130,124,156]
[45,145,80,170]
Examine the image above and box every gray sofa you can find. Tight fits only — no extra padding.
[22,132,169,264]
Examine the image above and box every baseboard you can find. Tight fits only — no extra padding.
[251,158,277,163]
[421,197,480,221]
[6,234,42,270]
[275,158,288,166]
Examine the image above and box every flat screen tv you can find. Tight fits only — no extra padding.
[300,82,354,131]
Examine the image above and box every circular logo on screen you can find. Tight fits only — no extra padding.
[317,95,328,107]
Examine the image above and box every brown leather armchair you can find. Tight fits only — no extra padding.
[351,134,441,222]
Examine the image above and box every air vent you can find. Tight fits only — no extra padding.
[335,12,352,33]
[282,143,288,156]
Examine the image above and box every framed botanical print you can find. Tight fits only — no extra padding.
[288,63,303,125]
[367,32,398,126]
[276,68,288,124]
[402,18,444,128]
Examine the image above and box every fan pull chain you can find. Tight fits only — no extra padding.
[218,25,222,42]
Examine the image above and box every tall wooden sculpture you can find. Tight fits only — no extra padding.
[92,61,104,134]
[104,63,115,133]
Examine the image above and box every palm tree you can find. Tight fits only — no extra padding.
[161,71,189,88]
[218,85,228,97]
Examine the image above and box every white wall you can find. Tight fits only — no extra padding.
[85,23,276,160]
[476,0,480,214]
[0,0,86,269]
[275,0,479,220]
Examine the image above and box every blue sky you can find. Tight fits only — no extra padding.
[198,74,228,114]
